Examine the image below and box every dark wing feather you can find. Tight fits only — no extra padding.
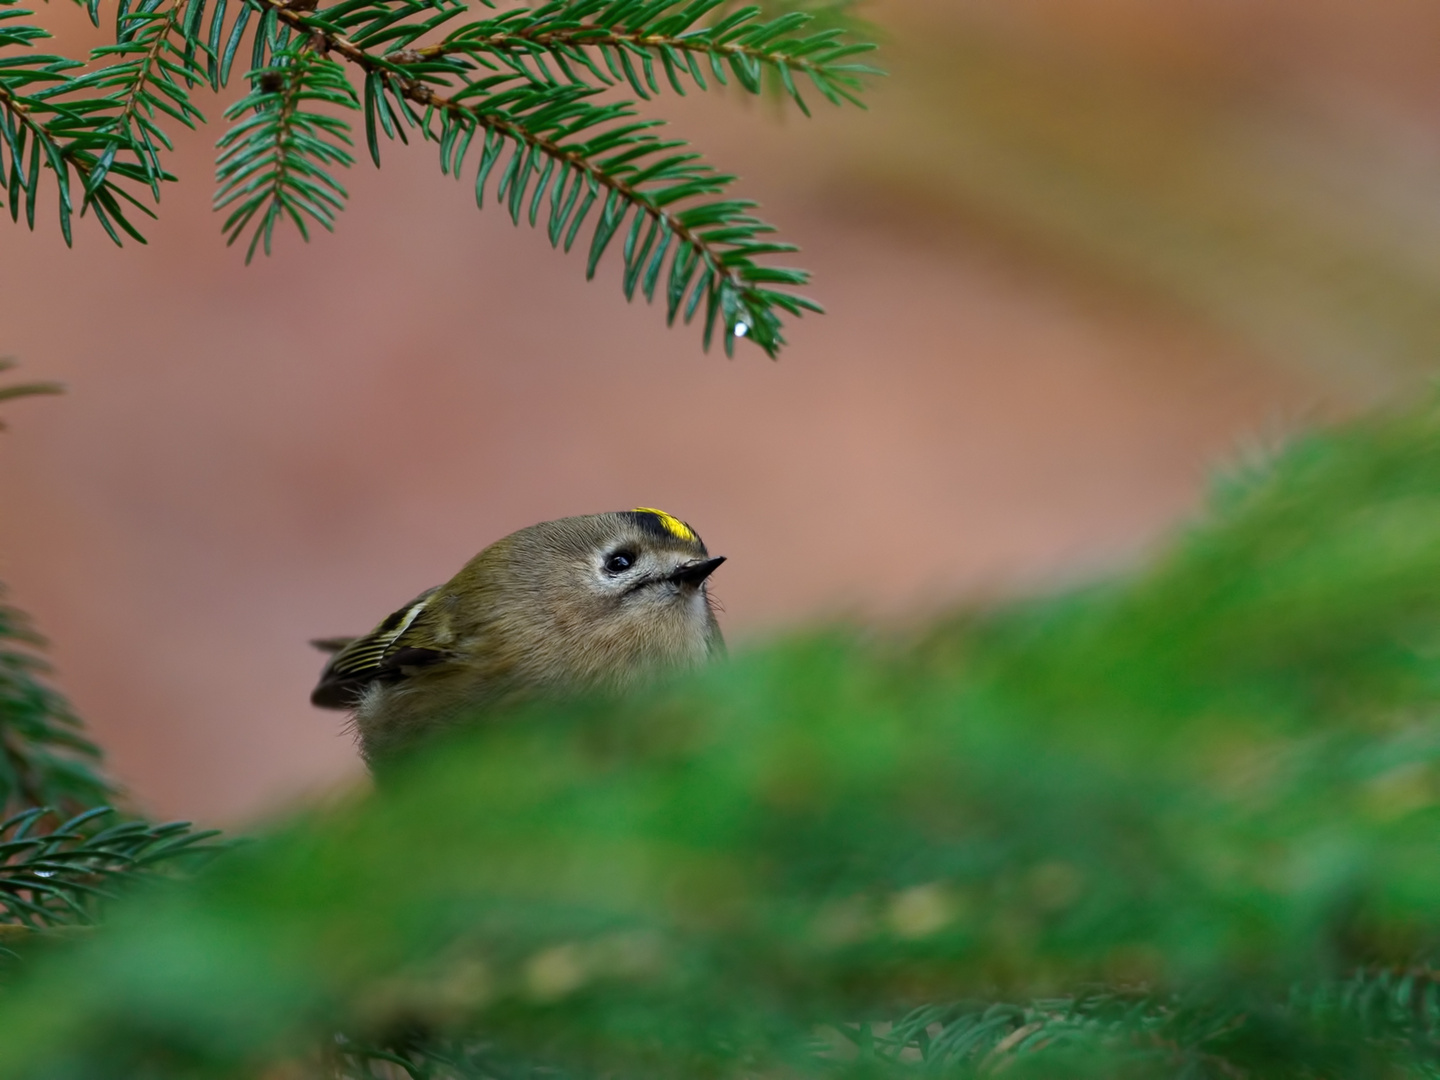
[310,636,356,654]
[310,587,446,709]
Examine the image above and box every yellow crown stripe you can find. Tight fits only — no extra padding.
[633,507,698,543]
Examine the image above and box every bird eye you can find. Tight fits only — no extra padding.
[604,551,635,574]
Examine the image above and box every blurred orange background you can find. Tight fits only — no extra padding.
[6,0,1440,823]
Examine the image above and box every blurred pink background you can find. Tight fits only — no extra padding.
[8,0,1440,823]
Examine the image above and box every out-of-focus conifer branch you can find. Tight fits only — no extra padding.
[5,396,1440,1076]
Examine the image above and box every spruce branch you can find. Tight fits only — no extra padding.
[0,380,225,943]
[0,13,84,236]
[67,0,210,195]
[0,807,220,930]
[215,43,357,261]
[0,368,111,818]
[5,0,876,353]
[417,0,881,116]
[256,0,835,355]
[0,0,163,243]
[425,74,820,356]
[0,587,115,816]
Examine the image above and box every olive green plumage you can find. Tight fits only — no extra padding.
[312,509,725,764]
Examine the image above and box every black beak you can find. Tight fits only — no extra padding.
[670,555,726,586]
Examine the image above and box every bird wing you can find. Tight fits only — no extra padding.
[309,635,357,654]
[310,586,449,709]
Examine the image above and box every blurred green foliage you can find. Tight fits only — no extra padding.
[4,396,1440,1076]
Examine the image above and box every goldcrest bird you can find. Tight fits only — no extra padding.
[311,508,725,764]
